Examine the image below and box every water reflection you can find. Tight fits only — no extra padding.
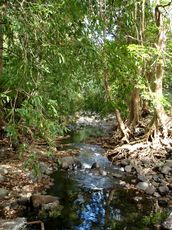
[76,191,105,230]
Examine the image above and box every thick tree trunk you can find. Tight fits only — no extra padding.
[153,12,169,138]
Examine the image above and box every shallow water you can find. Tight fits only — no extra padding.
[44,129,157,230]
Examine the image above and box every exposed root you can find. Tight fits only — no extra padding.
[27,220,45,230]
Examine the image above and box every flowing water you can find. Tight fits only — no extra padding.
[43,127,157,230]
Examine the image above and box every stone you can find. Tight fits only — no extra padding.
[153,192,161,198]
[145,185,156,195]
[61,157,82,170]
[136,182,149,191]
[158,185,169,195]
[158,198,168,207]
[31,194,59,208]
[112,173,123,178]
[125,165,132,173]
[91,162,100,169]
[0,188,9,199]
[98,169,107,176]
[161,166,171,175]
[121,159,130,166]
[0,175,5,183]
[0,167,8,175]
[165,160,172,168]
[162,213,172,230]
[0,217,26,230]
[138,175,147,182]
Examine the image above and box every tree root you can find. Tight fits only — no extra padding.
[27,220,45,230]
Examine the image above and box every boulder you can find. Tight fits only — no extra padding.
[158,185,169,195]
[145,185,156,195]
[161,166,171,175]
[31,194,59,208]
[0,217,26,230]
[60,157,82,170]
[136,182,149,191]
[0,167,8,175]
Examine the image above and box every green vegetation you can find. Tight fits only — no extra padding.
[0,0,172,148]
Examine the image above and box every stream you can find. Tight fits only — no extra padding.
[43,127,157,230]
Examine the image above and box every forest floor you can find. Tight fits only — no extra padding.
[0,138,79,219]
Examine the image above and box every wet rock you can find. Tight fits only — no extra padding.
[0,217,26,230]
[158,185,169,195]
[136,182,149,191]
[91,162,100,169]
[0,188,9,199]
[162,212,172,230]
[31,194,59,208]
[0,174,5,183]
[98,169,107,176]
[125,165,132,173]
[161,166,171,175]
[145,185,156,195]
[61,157,82,170]
[112,173,123,178]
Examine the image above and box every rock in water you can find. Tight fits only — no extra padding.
[31,194,59,208]
[0,217,26,230]
[91,162,100,169]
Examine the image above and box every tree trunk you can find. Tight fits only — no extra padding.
[153,8,169,138]
[0,11,3,76]
[115,108,130,142]
[128,87,140,128]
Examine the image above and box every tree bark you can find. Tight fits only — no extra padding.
[153,6,169,138]
[128,87,140,128]
[0,10,3,76]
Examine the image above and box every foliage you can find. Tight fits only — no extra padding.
[0,0,172,151]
